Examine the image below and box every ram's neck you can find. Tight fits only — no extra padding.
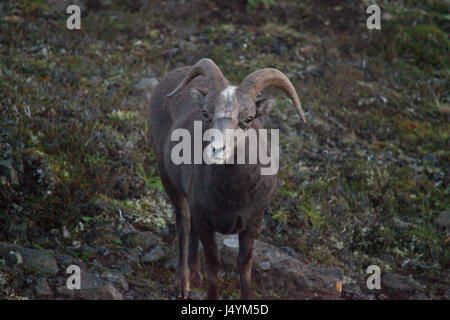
[205,163,263,207]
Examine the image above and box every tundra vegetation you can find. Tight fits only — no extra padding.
[0,0,449,299]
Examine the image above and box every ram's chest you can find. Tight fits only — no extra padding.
[191,174,277,234]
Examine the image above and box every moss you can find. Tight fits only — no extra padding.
[1,0,448,299]
[372,10,449,71]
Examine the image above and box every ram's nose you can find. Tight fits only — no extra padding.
[211,140,226,157]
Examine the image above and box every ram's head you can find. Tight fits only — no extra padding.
[167,58,306,164]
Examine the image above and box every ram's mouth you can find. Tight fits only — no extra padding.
[205,145,227,164]
[210,157,226,165]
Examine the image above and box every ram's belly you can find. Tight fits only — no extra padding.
[209,211,244,235]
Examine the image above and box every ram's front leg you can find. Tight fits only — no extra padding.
[237,226,259,300]
[174,198,191,299]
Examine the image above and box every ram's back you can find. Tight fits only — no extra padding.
[147,66,206,163]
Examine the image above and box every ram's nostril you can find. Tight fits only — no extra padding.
[211,145,225,157]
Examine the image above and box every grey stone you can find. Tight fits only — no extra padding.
[123,230,159,251]
[378,253,395,264]
[45,0,85,13]
[23,288,35,299]
[0,244,58,276]
[56,270,123,300]
[164,257,177,271]
[62,226,71,239]
[178,40,198,52]
[424,153,438,165]
[216,234,343,299]
[436,211,450,227]
[133,78,159,95]
[0,273,7,285]
[7,223,28,241]
[258,261,271,271]
[5,251,23,266]
[33,278,53,297]
[21,249,59,276]
[0,159,19,185]
[443,288,450,300]
[381,273,426,299]
[143,245,165,263]
[103,271,129,291]
[280,246,297,258]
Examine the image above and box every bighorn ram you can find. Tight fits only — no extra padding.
[147,58,306,299]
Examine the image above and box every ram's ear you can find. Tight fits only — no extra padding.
[191,88,207,106]
[255,97,276,117]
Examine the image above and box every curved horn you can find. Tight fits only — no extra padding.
[237,68,307,123]
[167,58,228,97]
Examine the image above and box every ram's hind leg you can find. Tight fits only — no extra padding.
[189,218,203,286]
[196,221,220,300]
[160,174,190,299]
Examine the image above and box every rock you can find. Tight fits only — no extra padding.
[33,278,53,298]
[56,254,73,269]
[381,273,426,299]
[78,281,123,300]
[21,249,59,276]
[0,159,19,185]
[258,261,271,271]
[216,234,343,299]
[62,226,71,239]
[443,288,450,300]
[88,76,103,86]
[0,244,58,276]
[342,283,365,299]
[280,246,297,258]
[5,251,23,266]
[23,288,35,299]
[123,248,142,265]
[178,40,198,52]
[123,230,159,251]
[44,0,86,14]
[133,77,159,95]
[103,271,129,291]
[84,0,113,9]
[378,253,395,264]
[11,277,24,290]
[424,153,438,165]
[72,241,81,249]
[409,293,432,300]
[56,270,123,300]
[189,291,206,300]
[436,211,450,228]
[164,257,177,271]
[56,286,72,298]
[143,245,165,263]
[0,273,7,285]
[7,223,28,241]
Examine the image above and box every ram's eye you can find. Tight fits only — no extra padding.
[202,110,209,118]
[244,116,253,124]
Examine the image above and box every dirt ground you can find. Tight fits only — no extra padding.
[0,0,449,299]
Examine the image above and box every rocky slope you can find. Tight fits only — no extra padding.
[1,0,448,299]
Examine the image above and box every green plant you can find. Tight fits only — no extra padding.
[247,0,277,10]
